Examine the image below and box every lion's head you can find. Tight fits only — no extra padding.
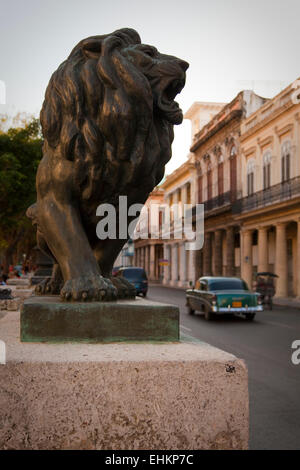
[40,28,188,198]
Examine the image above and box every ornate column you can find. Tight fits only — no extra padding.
[188,249,196,285]
[214,230,222,276]
[179,242,187,286]
[171,243,178,285]
[138,248,141,267]
[163,244,170,285]
[226,226,235,276]
[241,229,253,289]
[142,246,146,271]
[203,232,212,276]
[172,190,179,222]
[149,244,155,280]
[181,183,188,218]
[275,222,288,297]
[258,226,269,273]
[145,245,150,276]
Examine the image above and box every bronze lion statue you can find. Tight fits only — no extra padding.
[27,28,188,301]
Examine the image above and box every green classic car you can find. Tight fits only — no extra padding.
[186,276,263,321]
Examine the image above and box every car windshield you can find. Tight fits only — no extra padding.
[208,279,248,291]
[122,269,147,280]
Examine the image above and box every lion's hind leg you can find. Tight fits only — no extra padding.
[35,263,64,296]
[37,194,117,302]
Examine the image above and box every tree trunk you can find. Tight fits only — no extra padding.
[3,228,25,273]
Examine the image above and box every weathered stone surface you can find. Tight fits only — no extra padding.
[0,298,21,311]
[0,311,249,450]
[21,296,179,343]
[6,278,30,287]
[6,298,21,311]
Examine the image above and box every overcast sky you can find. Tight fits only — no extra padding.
[1,0,300,173]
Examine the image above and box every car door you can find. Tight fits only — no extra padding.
[189,279,207,311]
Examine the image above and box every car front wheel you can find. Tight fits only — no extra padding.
[187,305,195,315]
[245,313,256,321]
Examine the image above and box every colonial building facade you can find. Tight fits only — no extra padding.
[133,80,300,298]
[160,159,197,288]
[234,80,300,297]
[189,91,267,282]
[133,188,165,281]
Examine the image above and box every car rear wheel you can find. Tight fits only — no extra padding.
[246,313,256,321]
[204,307,213,321]
[187,305,195,315]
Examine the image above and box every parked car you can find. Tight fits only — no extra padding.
[186,276,263,321]
[112,266,121,277]
[117,267,148,297]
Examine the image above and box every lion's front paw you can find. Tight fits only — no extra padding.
[60,275,117,302]
[111,277,136,299]
[110,277,130,299]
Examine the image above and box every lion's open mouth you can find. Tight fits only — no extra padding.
[156,78,185,124]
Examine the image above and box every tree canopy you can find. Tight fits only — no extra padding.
[0,116,42,269]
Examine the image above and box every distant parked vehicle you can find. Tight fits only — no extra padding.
[254,272,277,310]
[186,276,263,321]
[112,266,122,277]
[117,267,148,297]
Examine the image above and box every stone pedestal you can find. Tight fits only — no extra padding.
[0,311,249,450]
[21,296,179,343]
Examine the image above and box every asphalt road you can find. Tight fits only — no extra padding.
[147,285,300,450]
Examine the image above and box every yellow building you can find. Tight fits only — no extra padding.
[160,159,197,287]
[133,188,165,281]
[235,80,300,297]
[136,81,300,299]
[188,92,267,281]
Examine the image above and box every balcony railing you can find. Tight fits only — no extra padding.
[232,176,300,214]
[203,190,237,212]
[187,190,238,219]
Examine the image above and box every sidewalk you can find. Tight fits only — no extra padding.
[273,297,300,310]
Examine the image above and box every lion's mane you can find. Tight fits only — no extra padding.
[40,28,173,206]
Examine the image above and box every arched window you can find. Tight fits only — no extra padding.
[247,159,255,196]
[207,161,212,200]
[281,141,291,182]
[230,145,237,200]
[186,182,191,204]
[218,154,224,196]
[196,162,203,203]
[263,151,271,189]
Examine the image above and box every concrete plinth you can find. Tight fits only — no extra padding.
[0,311,249,450]
[21,296,179,343]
